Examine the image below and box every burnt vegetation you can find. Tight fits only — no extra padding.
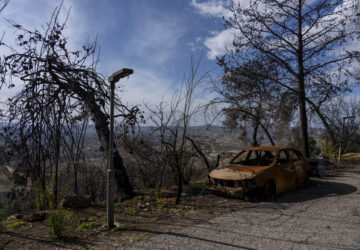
[0,0,359,242]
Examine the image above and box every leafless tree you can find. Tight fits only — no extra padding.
[319,97,360,155]
[145,58,204,204]
[61,108,89,195]
[185,136,220,175]
[0,4,140,199]
[223,0,360,157]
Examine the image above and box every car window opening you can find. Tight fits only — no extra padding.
[231,150,276,166]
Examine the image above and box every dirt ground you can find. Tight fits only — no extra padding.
[0,159,357,249]
[0,183,254,249]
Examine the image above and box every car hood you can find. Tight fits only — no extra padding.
[209,165,269,180]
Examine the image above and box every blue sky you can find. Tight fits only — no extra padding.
[1,0,359,111]
[0,0,235,107]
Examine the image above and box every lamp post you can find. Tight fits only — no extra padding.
[107,68,133,229]
[338,115,355,163]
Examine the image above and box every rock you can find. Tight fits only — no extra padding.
[27,212,46,222]
[61,195,92,209]
[137,202,146,209]
[9,214,23,220]
[113,221,121,228]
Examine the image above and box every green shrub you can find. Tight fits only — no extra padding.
[77,221,99,231]
[156,197,169,209]
[190,177,208,184]
[34,181,54,211]
[111,226,121,232]
[177,205,187,211]
[322,141,339,159]
[7,221,26,228]
[133,195,144,201]
[125,207,137,215]
[49,208,72,239]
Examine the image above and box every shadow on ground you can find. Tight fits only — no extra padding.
[0,230,89,249]
[272,178,357,203]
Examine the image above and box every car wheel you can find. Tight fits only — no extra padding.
[264,181,276,200]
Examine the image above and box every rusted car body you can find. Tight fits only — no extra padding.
[207,146,310,199]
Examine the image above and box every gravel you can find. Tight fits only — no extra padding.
[122,167,360,250]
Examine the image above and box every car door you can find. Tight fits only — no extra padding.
[274,149,297,193]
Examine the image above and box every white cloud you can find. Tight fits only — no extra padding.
[190,0,231,18]
[204,28,236,59]
[191,0,250,18]
[190,0,240,59]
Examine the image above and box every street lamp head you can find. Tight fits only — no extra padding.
[108,68,133,83]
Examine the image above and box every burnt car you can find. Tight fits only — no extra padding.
[207,146,310,199]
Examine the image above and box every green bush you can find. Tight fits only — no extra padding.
[156,197,170,209]
[49,208,72,239]
[133,195,144,201]
[34,181,54,211]
[77,221,99,231]
[125,207,137,215]
[190,177,208,185]
[322,141,339,159]
[7,221,26,228]
[177,205,187,211]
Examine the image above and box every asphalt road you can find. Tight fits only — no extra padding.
[123,166,360,250]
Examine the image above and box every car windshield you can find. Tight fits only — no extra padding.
[230,150,276,166]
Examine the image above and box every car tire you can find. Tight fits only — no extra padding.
[264,181,276,200]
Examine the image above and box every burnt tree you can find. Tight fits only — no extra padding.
[0,6,137,198]
[223,0,359,157]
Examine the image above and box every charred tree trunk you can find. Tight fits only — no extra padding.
[299,88,309,157]
[175,167,182,205]
[74,163,79,195]
[306,99,337,143]
[252,121,259,147]
[53,123,61,208]
[186,136,212,174]
[297,1,310,158]
[259,123,275,146]
[91,105,134,199]
[71,84,134,199]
